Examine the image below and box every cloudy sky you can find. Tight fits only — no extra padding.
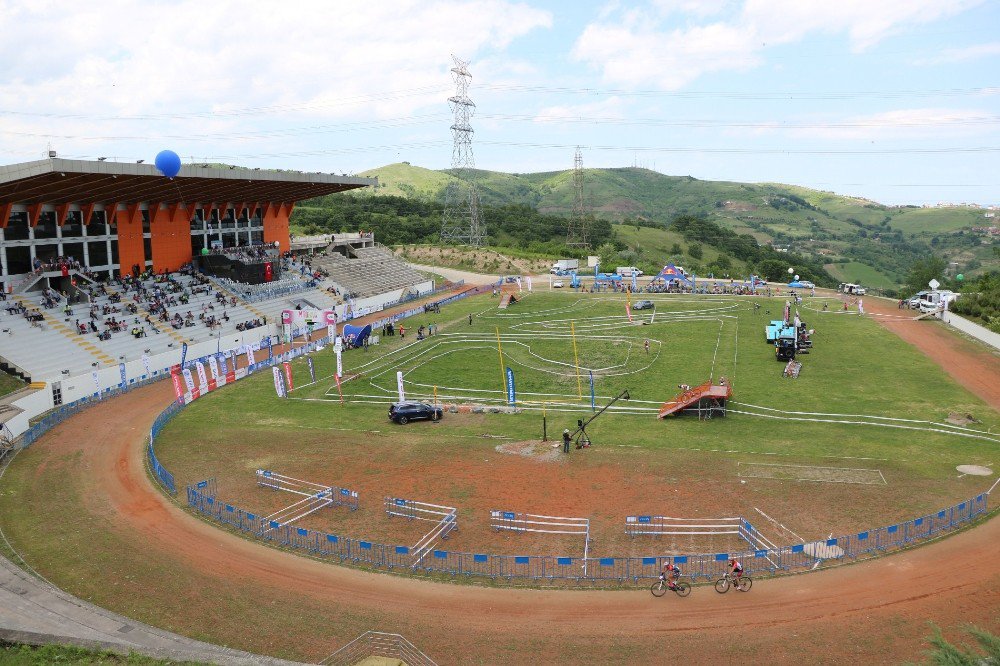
[1,0,997,205]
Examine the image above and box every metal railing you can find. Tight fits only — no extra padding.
[321,631,436,666]
[186,482,989,585]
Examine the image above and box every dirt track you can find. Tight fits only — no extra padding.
[10,296,1000,664]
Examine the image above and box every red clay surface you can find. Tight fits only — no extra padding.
[14,294,1000,664]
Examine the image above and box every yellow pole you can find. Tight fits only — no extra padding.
[495,326,507,394]
[571,321,583,399]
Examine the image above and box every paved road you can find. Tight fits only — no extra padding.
[0,549,301,664]
[408,262,498,285]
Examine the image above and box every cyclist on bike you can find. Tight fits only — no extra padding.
[660,562,681,589]
[729,558,743,580]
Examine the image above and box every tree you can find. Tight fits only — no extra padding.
[688,243,703,260]
[670,243,683,255]
[905,256,947,296]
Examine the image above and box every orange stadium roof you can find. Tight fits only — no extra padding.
[0,158,377,205]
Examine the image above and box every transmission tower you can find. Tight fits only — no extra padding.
[440,55,486,246]
[567,146,589,247]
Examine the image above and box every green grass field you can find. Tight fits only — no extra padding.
[150,290,999,561]
[824,261,902,289]
[0,371,25,398]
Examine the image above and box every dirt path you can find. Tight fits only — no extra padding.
[6,291,1000,664]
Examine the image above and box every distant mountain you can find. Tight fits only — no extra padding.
[354,163,994,289]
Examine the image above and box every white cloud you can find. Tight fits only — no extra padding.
[532,96,627,123]
[776,107,997,141]
[572,0,986,89]
[0,0,551,160]
[915,41,1000,65]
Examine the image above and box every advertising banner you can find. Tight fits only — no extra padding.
[272,366,286,397]
[245,347,255,374]
[282,361,293,392]
[182,367,195,394]
[119,362,127,390]
[180,342,188,367]
[92,369,100,395]
[336,348,342,378]
[141,353,151,379]
[207,355,219,380]
[396,370,405,402]
[506,366,516,405]
[170,367,185,405]
[195,361,208,390]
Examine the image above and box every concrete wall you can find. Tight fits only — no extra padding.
[941,311,1000,351]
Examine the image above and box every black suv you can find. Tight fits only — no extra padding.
[389,401,443,425]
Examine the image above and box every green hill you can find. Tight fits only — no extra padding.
[349,163,996,289]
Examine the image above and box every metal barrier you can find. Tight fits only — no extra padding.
[321,631,437,666]
[385,497,458,566]
[187,482,990,585]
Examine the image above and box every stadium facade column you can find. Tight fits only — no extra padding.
[262,201,293,252]
[149,202,194,273]
[114,203,146,277]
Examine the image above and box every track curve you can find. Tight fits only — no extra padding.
[7,295,1000,664]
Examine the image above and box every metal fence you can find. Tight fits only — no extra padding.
[321,631,437,666]
[186,482,989,585]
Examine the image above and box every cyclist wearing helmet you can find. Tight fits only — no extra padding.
[660,562,681,589]
[729,558,743,579]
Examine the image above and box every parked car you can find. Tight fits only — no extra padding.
[552,280,564,288]
[908,291,928,308]
[389,401,443,425]
[632,300,654,310]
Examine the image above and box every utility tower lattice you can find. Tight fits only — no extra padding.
[440,56,486,246]
[567,146,589,248]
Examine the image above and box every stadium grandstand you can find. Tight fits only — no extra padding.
[0,158,434,390]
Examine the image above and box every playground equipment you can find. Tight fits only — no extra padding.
[255,469,359,531]
[657,381,732,419]
[491,510,591,574]
[385,496,458,566]
[498,292,517,309]
[566,389,630,448]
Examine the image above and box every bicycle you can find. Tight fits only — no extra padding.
[715,571,752,593]
[650,575,691,597]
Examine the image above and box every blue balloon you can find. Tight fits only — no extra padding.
[154,150,181,178]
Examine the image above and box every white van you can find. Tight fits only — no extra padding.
[918,290,958,312]
[615,266,643,278]
[842,283,866,296]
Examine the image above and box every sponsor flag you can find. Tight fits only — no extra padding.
[207,355,219,380]
[272,366,286,397]
[218,353,229,376]
[119,362,127,390]
[182,367,195,394]
[589,371,596,412]
[245,347,255,374]
[334,372,344,404]
[92,369,100,395]
[180,342,188,367]
[336,348,343,378]
[526,276,533,292]
[195,361,208,390]
[631,271,638,292]
[307,356,316,383]
[141,353,151,379]
[516,276,522,292]
[170,367,184,405]
[266,335,273,360]
[396,370,405,402]
[282,361,293,391]
[505,366,516,406]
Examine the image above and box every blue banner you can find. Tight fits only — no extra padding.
[119,362,127,390]
[505,366,516,405]
[266,336,273,359]
[589,371,595,412]
[180,342,188,367]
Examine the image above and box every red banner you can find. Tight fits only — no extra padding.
[170,369,184,405]
[264,262,273,282]
[282,361,293,391]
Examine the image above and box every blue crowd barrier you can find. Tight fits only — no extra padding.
[185,481,989,585]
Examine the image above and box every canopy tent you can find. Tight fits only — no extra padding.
[649,264,693,285]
